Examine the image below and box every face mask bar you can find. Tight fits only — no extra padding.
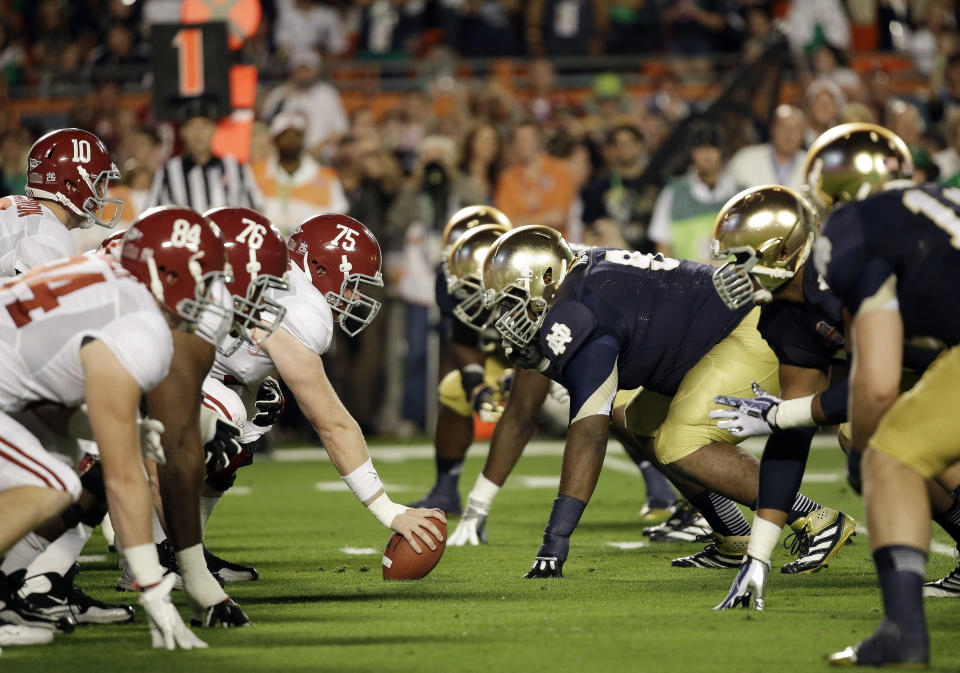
[179,272,235,346]
[219,274,289,357]
[78,164,124,229]
[492,281,546,350]
[328,271,383,337]
[451,274,492,332]
[711,242,763,310]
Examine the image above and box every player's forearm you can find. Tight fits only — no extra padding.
[557,415,609,503]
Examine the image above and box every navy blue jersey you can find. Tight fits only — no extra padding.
[538,248,750,396]
[758,265,845,372]
[816,185,960,347]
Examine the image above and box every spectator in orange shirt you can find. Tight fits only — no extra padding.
[494,119,575,234]
[251,112,349,235]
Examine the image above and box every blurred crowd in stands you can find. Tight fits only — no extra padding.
[2,0,960,438]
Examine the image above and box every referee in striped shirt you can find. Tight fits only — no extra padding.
[145,102,264,213]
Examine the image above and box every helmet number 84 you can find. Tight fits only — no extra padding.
[170,218,202,251]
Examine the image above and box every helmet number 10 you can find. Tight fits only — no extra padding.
[71,138,91,163]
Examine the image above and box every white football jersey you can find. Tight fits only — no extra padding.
[0,195,77,277]
[0,254,173,411]
[211,262,334,387]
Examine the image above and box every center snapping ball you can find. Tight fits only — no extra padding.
[382,517,447,580]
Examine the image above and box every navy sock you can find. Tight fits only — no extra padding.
[638,461,676,508]
[933,501,960,546]
[873,545,927,637]
[434,457,464,493]
[690,491,751,537]
[539,495,587,559]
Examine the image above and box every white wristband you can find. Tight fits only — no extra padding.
[125,542,164,588]
[342,458,384,503]
[746,516,782,565]
[367,492,408,529]
[771,395,816,429]
[472,473,501,504]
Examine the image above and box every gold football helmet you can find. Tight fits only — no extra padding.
[447,224,510,331]
[712,185,820,310]
[481,225,575,349]
[804,122,913,213]
[442,205,513,249]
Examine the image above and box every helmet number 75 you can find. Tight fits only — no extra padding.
[331,223,358,251]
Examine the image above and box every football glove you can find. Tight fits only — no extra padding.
[548,380,569,404]
[138,418,166,465]
[503,341,549,371]
[524,556,564,579]
[709,382,782,437]
[448,495,490,546]
[203,419,242,475]
[714,556,769,611]
[471,384,504,423]
[139,574,208,650]
[251,377,283,428]
[190,598,251,628]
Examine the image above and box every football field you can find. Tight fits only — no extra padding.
[4,437,959,672]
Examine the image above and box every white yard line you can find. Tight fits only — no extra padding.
[78,554,108,563]
[605,541,648,550]
[224,486,252,496]
[340,547,379,555]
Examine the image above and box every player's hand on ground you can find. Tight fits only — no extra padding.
[204,418,242,474]
[139,574,208,650]
[471,384,504,423]
[190,598,251,628]
[391,508,446,554]
[713,556,769,611]
[138,417,166,464]
[710,382,783,437]
[448,496,490,546]
[524,556,564,578]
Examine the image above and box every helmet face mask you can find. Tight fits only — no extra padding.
[447,224,510,332]
[25,129,124,229]
[480,225,574,350]
[203,208,290,356]
[288,214,385,337]
[120,207,231,346]
[711,185,818,310]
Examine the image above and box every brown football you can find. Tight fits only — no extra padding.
[382,517,447,580]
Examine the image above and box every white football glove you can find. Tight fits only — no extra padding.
[138,418,166,465]
[708,382,782,438]
[548,381,569,405]
[139,574,208,650]
[448,495,490,546]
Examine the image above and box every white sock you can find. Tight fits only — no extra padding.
[25,524,92,578]
[152,509,167,545]
[200,495,222,537]
[746,516,782,565]
[176,543,227,609]
[0,533,49,575]
[101,512,115,548]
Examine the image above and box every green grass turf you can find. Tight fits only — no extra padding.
[3,439,958,672]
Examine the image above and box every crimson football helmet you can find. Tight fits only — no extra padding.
[24,128,124,229]
[97,227,126,260]
[120,206,232,345]
[203,207,290,355]
[288,214,383,336]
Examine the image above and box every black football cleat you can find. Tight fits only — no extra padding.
[643,499,712,543]
[408,488,462,516]
[922,559,960,598]
[190,598,251,628]
[18,567,134,625]
[204,546,259,583]
[828,619,929,668]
